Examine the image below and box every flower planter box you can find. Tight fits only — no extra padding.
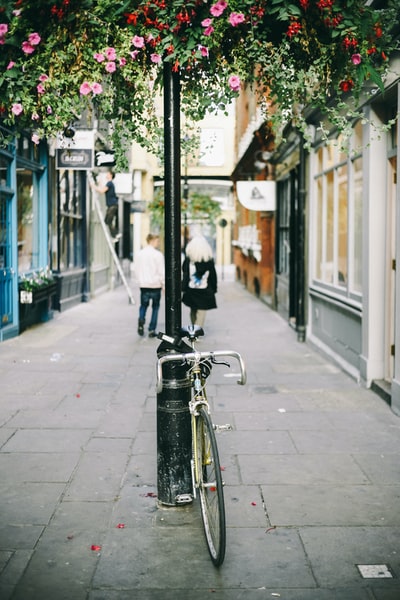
[19,282,57,332]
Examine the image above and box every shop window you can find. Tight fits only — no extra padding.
[17,168,39,272]
[58,170,85,270]
[313,121,363,296]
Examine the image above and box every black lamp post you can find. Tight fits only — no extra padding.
[156,63,192,506]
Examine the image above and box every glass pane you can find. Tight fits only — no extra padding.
[315,177,323,280]
[325,170,334,283]
[17,169,38,272]
[338,167,348,286]
[352,157,363,292]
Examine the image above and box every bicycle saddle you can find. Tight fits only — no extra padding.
[180,325,204,341]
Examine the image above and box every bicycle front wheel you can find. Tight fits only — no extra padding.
[195,406,226,566]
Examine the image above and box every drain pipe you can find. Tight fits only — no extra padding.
[297,134,307,343]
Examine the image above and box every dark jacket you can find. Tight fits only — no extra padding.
[182,257,217,310]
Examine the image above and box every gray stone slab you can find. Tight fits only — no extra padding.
[131,431,157,455]
[224,485,268,527]
[233,409,333,431]
[50,501,113,530]
[290,428,400,454]
[218,429,297,455]
[0,549,34,599]
[0,483,65,525]
[262,484,400,526]
[96,406,145,437]
[354,453,400,484]
[89,589,374,600]
[6,409,104,429]
[85,437,132,453]
[64,452,129,501]
[0,429,91,453]
[9,527,103,600]
[214,391,303,412]
[93,526,315,590]
[296,389,387,411]
[238,454,369,485]
[0,525,44,550]
[300,526,400,587]
[0,453,79,483]
[124,454,156,487]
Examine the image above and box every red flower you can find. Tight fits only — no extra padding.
[299,0,309,9]
[125,13,138,25]
[339,79,354,93]
[374,24,383,38]
[287,21,302,38]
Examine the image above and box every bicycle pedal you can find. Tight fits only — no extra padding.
[213,424,233,432]
[175,493,193,505]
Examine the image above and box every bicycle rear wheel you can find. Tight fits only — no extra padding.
[195,406,226,566]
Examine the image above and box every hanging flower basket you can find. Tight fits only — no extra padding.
[0,1,398,164]
[18,269,57,331]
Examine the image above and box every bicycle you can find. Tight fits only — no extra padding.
[156,325,246,566]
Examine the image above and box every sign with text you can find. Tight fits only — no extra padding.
[56,149,93,169]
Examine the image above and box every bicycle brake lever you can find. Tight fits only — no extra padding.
[211,357,230,368]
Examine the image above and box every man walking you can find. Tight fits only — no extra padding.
[135,233,165,337]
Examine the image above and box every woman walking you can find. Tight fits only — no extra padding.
[182,235,217,329]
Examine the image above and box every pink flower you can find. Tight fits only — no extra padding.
[31,133,40,145]
[105,47,116,61]
[7,61,15,70]
[79,81,92,95]
[130,50,139,60]
[105,61,116,73]
[94,52,105,63]
[28,32,41,45]
[11,103,23,116]
[132,35,145,48]
[229,13,245,26]
[203,26,215,36]
[210,1,228,17]
[119,57,127,67]
[91,82,103,95]
[201,18,213,27]
[198,45,209,58]
[32,112,40,121]
[22,41,35,54]
[351,53,362,65]
[47,106,52,114]
[150,53,162,64]
[228,74,241,92]
[0,24,8,36]
[37,83,45,94]
[38,74,49,82]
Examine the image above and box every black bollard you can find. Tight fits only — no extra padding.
[156,63,192,506]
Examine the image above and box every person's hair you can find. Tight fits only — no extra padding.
[185,236,213,263]
[107,170,115,179]
[146,233,159,244]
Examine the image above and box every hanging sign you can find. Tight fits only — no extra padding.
[236,180,276,211]
[56,130,94,170]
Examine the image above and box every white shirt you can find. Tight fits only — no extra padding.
[135,244,165,289]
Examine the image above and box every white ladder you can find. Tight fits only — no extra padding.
[89,174,135,305]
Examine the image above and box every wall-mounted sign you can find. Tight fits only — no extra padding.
[236,180,276,211]
[56,149,93,169]
[95,150,115,167]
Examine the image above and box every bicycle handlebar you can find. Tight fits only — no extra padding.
[156,350,247,394]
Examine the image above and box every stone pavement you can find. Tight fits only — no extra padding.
[0,275,400,600]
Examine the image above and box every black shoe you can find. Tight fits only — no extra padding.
[148,331,157,338]
[138,321,144,336]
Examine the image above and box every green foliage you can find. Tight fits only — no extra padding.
[148,190,222,229]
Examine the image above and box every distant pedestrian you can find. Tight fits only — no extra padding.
[91,170,121,242]
[135,233,165,337]
[182,235,217,329]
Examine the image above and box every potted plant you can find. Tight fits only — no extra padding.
[18,267,57,331]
